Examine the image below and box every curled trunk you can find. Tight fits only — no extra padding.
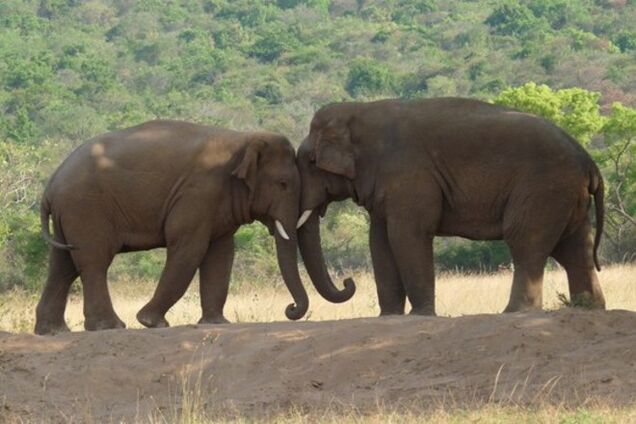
[274,232,309,320]
[298,213,356,303]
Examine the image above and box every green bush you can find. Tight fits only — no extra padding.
[0,206,48,290]
[320,202,371,271]
[485,4,548,38]
[254,82,284,104]
[277,0,330,12]
[345,59,396,97]
[248,26,298,62]
[613,31,636,52]
[435,239,511,272]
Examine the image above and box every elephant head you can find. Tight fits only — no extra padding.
[295,105,364,303]
[233,134,309,320]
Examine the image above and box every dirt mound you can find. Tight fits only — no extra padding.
[1,309,636,422]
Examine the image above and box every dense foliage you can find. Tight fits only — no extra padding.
[1,0,635,291]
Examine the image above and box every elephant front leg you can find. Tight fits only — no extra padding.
[198,234,234,324]
[387,220,436,316]
[137,235,210,328]
[370,215,406,315]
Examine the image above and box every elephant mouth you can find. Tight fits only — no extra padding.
[263,220,275,236]
[302,201,328,218]
[317,202,329,217]
[260,217,293,241]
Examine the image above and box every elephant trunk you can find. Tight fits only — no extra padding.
[274,226,309,320]
[298,212,356,303]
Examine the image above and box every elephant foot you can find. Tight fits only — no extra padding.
[136,308,170,328]
[378,309,405,316]
[34,320,70,336]
[409,305,436,316]
[198,314,230,325]
[84,315,126,331]
[503,303,542,313]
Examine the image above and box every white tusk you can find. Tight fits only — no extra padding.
[275,220,290,240]
[296,209,313,229]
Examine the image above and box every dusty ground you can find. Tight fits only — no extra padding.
[2,308,636,422]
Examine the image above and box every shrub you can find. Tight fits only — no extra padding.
[277,0,330,12]
[485,4,548,38]
[345,59,396,97]
[248,26,298,62]
[557,292,602,309]
[613,31,636,52]
[435,239,511,272]
[254,82,284,104]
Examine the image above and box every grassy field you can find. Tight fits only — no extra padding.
[1,263,635,333]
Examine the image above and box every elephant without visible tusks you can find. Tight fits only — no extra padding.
[35,120,309,335]
[296,98,606,315]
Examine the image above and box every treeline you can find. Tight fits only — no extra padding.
[0,0,635,291]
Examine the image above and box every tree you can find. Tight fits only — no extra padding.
[599,103,636,260]
[495,83,636,262]
[494,82,604,145]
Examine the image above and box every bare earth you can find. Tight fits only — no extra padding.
[1,308,636,422]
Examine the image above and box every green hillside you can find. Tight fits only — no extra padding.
[1,0,635,291]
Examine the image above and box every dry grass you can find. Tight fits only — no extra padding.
[5,402,636,424]
[141,401,636,424]
[1,263,635,333]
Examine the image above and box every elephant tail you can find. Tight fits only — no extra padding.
[40,198,75,250]
[590,164,604,272]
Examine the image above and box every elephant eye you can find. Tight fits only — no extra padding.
[278,180,288,190]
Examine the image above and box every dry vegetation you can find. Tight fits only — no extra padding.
[2,263,635,333]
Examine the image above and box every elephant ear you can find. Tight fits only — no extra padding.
[232,139,266,192]
[315,129,356,180]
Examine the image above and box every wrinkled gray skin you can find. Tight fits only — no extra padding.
[297,98,606,315]
[35,120,308,335]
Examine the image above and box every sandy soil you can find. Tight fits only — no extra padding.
[1,308,635,422]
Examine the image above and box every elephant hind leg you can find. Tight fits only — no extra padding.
[551,220,605,309]
[504,252,548,312]
[502,196,572,312]
[72,248,125,331]
[35,247,79,335]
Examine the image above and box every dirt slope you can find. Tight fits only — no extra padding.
[1,309,636,422]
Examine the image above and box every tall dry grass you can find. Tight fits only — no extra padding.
[1,263,634,333]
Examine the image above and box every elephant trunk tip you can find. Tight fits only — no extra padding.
[285,302,308,320]
[337,277,356,302]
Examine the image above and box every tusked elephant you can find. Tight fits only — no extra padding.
[296,98,606,315]
[35,120,309,335]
